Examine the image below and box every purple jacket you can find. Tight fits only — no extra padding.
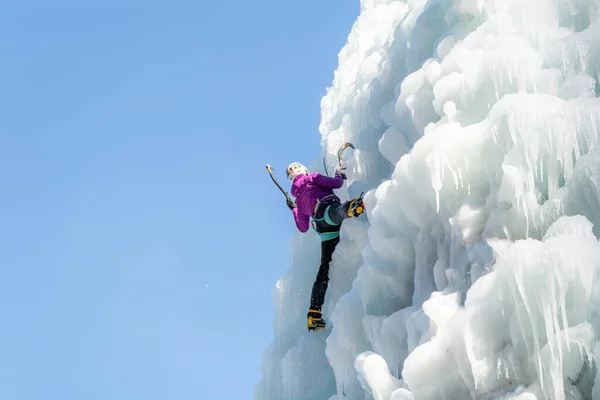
[291,172,344,232]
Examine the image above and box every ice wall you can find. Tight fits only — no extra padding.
[256,0,600,399]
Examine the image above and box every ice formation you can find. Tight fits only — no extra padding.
[256,0,600,399]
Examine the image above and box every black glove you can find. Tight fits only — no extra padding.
[336,166,347,180]
[286,197,297,210]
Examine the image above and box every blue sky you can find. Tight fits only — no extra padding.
[0,1,359,399]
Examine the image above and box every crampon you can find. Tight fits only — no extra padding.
[347,192,365,217]
[307,310,326,332]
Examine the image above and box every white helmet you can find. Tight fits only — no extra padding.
[286,162,308,181]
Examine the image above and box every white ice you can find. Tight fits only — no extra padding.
[255,0,600,399]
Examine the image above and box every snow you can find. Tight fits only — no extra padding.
[255,0,600,399]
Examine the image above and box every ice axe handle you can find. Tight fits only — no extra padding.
[266,164,291,200]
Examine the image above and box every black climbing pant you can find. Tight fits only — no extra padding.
[308,199,358,311]
[312,201,355,241]
[309,235,340,311]
[322,201,351,225]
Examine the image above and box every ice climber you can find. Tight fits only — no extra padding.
[285,162,365,331]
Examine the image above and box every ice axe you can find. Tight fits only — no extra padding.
[337,142,355,169]
[322,142,355,176]
[266,164,291,202]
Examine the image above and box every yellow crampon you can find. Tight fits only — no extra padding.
[307,309,326,332]
[347,196,365,217]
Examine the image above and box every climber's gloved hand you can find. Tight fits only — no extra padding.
[286,197,297,210]
[336,166,347,180]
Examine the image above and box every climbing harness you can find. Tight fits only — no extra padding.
[311,195,341,241]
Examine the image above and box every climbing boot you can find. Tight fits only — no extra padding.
[347,195,365,217]
[307,309,326,332]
